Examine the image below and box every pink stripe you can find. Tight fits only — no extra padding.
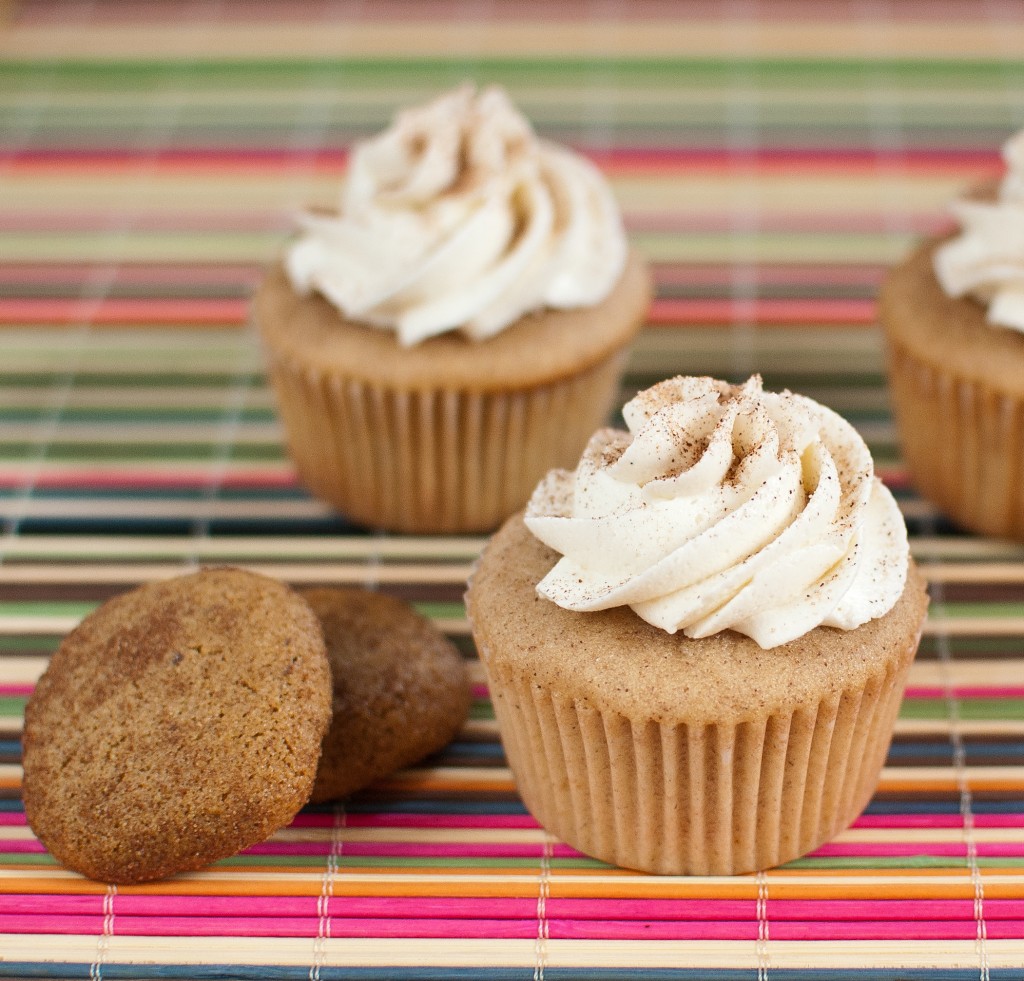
[239,841,581,858]
[0,296,888,329]
[876,467,911,484]
[14,809,1022,831]
[6,837,1021,862]
[0,261,889,288]
[0,298,247,326]
[1,147,1001,170]
[904,686,1024,700]
[2,895,1023,923]
[0,469,299,491]
[0,209,943,237]
[15,0,998,24]
[0,913,1020,941]
[0,263,262,284]
[649,297,876,326]
[288,813,538,829]
[655,262,890,285]
[0,211,286,233]
[855,813,1024,829]
[628,212,947,236]
[0,841,46,854]
[811,842,1024,858]
[0,686,32,697]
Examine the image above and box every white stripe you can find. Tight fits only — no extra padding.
[5,936,1024,969]
[533,832,553,981]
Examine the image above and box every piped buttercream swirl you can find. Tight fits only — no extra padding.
[524,376,909,649]
[933,129,1024,333]
[285,84,627,346]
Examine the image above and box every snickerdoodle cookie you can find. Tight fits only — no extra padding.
[301,588,470,803]
[23,567,331,884]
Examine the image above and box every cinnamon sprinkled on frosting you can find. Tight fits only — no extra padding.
[525,375,909,649]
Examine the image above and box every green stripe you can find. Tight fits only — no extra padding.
[0,374,265,388]
[0,854,56,865]
[0,408,275,424]
[930,602,1024,618]
[0,602,95,618]
[0,601,466,622]
[212,855,608,869]
[413,602,464,621]
[3,57,1024,90]
[0,232,280,264]
[4,109,1023,137]
[0,698,27,716]
[0,637,57,653]
[0,853,610,869]
[919,636,1024,654]
[899,699,1024,721]
[786,856,1024,870]
[2,852,1017,871]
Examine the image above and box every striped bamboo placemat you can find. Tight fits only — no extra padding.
[1,1,1024,977]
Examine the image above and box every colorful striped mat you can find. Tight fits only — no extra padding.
[1,1,1024,977]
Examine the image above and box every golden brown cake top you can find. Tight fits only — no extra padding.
[880,236,1024,397]
[254,246,650,392]
[467,511,929,726]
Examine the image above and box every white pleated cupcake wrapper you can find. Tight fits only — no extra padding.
[484,649,913,876]
[887,340,1024,540]
[264,351,627,534]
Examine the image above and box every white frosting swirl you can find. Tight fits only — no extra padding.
[285,84,627,346]
[524,376,909,650]
[933,129,1024,333]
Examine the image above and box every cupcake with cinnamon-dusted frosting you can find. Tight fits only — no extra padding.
[467,375,928,875]
[880,128,1024,540]
[254,85,650,534]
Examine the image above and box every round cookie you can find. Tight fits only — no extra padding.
[22,567,332,884]
[301,588,470,803]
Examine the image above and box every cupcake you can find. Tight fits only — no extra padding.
[467,375,928,875]
[254,85,650,534]
[880,129,1024,540]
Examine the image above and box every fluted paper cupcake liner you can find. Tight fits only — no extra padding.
[264,350,627,534]
[482,640,914,876]
[887,338,1024,540]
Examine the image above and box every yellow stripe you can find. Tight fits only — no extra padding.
[1,935,1023,969]
[3,20,1024,60]
[3,560,1022,587]
[1,533,486,561]
[0,562,473,586]
[4,656,1018,690]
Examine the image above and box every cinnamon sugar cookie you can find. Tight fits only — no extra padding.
[22,568,331,884]
[301,588,470,803]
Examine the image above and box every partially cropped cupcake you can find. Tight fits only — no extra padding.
[467,375,928,875]
[255,85,650,534]
[880,129,1024,540]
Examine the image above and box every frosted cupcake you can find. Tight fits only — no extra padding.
[255,85,650,534]
[880,129,1024,540]
[467,376,928,875]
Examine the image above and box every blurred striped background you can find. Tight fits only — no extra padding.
[1,1,1023,977]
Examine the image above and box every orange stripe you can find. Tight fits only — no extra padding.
[877,778,1024,793]
[3,876,1020,901]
